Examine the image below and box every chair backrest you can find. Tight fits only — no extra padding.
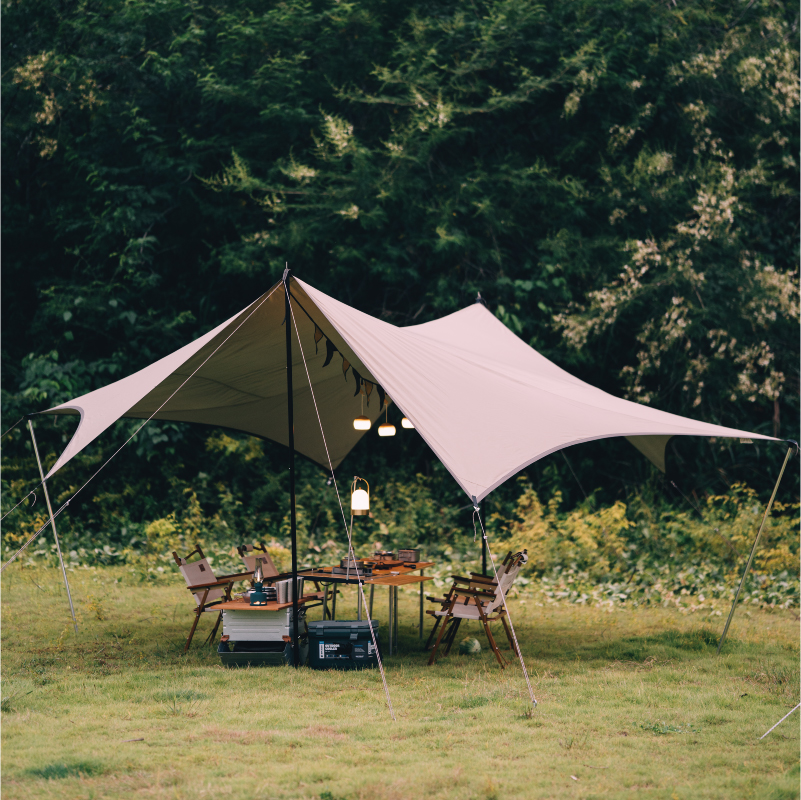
[485,560,523,614]
[238,543,278,580]
[174,546,225,607]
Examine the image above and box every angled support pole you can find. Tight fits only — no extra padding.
[27,417,79,633]
[717,444,795,654]
[475,293,490,577]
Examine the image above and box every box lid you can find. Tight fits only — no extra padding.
[307,620,378,636]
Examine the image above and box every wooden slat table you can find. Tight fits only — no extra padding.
[299,562,435,654]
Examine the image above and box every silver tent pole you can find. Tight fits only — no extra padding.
[717,444,794,654]
[27,418,79,633]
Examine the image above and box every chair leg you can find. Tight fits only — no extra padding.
[443,618,462,656]
[424,615,442,651]
[483,619,506,669]
[204,611,223,646]
[184,589,209,654]
[500,613,518,655]
[428,603,455,666]
[440,618,455,653]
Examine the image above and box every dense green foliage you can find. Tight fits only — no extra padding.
[2,0,798,561]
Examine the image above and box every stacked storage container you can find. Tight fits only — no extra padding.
[218,606,308,667]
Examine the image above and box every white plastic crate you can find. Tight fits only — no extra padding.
[222,608,302,641]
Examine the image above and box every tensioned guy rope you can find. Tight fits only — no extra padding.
[286,283,397,722]
[473,503,538,707]
[2,283,284,575]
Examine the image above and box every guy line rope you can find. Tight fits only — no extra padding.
[473,504,538,707]
[2,283,283,575]
[286,285,396,722]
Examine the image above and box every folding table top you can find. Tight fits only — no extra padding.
[210,593,324,612]
[299,562,434,585]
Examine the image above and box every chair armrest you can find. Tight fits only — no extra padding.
[426,596,447,604]
[453,587,496,600]
[468,573,497,584]
[215,571,253,581]
[186,576,247,591]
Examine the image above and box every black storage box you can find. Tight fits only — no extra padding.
[217,639,308,668]
[307,620,379,670]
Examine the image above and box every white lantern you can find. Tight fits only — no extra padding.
[351,477,370,516]
[401,417,414,429]
[353,389,371,430]
[378,405,395,437]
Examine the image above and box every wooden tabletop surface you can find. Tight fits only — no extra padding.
[211,593,324,612]
[300,561,434,584]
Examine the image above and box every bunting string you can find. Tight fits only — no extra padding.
[289,290,386,408]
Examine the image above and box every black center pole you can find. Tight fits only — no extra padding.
[284,269,300,668]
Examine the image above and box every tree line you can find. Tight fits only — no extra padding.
[2,0,798,553]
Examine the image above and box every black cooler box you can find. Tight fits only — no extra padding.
[307,620,379,670]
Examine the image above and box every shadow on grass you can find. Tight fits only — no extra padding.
[26,761,105,780]
[597,627,723,662]
[397,625,730,666]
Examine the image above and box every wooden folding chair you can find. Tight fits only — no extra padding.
[423,550,514,651]
[427,552,526,669]
[173,544,253,653]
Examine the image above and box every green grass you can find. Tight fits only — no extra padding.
[1,563,799,800]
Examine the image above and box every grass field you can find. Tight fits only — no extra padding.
[1,563,799,800]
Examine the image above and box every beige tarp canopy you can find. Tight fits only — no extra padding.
[41,276,775,501]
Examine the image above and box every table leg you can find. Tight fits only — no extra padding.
[331,585,337,620]
[394,586,399,655]
[357,583,362,621]
[369,584,374,617]
[322,584,330,620]
[419,570,424,641]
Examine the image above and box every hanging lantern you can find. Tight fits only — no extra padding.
[378,405,395,437]
[351,476,370,516]
[353,387,371,430]
[401,417,414,429]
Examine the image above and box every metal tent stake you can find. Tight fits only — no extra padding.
[284,270,300,668]
[717,445,795,654]
[27,418,79,633]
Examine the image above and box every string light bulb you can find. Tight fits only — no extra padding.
[378,405,395,437]
[401,417,414,429]
[353,389,371,431]
[351,476,370,516]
